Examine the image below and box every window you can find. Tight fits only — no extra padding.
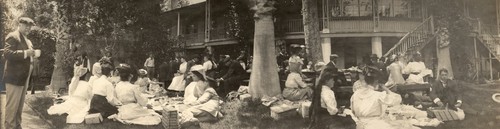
[327,0,422,18]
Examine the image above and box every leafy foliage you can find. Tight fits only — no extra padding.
[428,0,474,80]
[212,0,255,53]
[29,29,56,80]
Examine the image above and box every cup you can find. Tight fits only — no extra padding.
[34,49,41,58]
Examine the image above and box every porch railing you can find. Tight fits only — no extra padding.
[210,27,233,41]
[330,17,374,33]
[182,32,204,45]
[282,17,421,33]
[383,16,435,58]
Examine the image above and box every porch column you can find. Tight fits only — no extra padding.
[371,36,382,57]
[177,12,181,36]
[321,29,332,63]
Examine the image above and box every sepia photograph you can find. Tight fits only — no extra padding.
[0,0,500,129]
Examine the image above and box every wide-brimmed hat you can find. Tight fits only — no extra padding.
[493,93,500,103]
[314,62,326,71]
[74,65,88,77]
[330,54,339,58]
[190,65,206,81]
[19,17,35,26]
[138,69,147,76]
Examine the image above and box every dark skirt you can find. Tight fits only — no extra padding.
[88,94,118,118]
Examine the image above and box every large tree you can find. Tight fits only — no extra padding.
[248,0,281,99]
[302,0,322,63]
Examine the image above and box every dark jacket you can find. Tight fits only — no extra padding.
[158,62,169,82]
[3,31,32,86]
[430,79,463,107]
[222,60,245,80]
[165,60,179,81]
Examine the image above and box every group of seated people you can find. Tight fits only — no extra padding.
[280,50,464,128]
[167,54,248,99]
[47,56,223,127]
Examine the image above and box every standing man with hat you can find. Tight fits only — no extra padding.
[3,17,39,129]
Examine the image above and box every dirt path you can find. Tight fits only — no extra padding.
[1,93,52,129]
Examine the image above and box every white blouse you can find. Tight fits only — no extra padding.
[92,76,118,104]
[203,61,213,71]
[179,62,187,74]
[115,81,147,106]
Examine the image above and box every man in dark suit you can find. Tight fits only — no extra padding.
[3,17,38,129]
[216,58,245,98]
[430,68,463,110]
[324,54,347,87]
[158,59,169,89]
[325,54,339,73]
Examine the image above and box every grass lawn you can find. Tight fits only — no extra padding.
[27,82,500,129]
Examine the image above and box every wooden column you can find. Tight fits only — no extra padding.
[177,12,180,36]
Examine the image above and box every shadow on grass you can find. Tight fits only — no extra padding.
[26,93,163,129]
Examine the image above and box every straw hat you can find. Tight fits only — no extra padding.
[190,65,206,81]
[74,65,88,77]
[493,93,500,103]
[138,69,148,76]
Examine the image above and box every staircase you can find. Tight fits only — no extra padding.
[470,18,500,62]
[384,16,436,59]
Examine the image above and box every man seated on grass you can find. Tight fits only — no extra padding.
[429,68,465,120]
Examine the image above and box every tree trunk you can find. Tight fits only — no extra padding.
[50,3,71,94]
[248,0,281,99]
[302,0,323,127]
[302,0,322,64]
[50,50,67,93]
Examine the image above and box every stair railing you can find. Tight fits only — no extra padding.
[470,18,500,61]
[383,16,435,59]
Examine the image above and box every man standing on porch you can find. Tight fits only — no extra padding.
[3,17,38,129]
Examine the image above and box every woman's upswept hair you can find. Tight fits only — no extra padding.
[116,64,133,81]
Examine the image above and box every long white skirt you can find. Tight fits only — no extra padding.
[47,97,90,123]
[115,103,161,125]
[168,75,186,91]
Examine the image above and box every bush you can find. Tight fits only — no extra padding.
[201,99,307,129]
[29,29,56,86]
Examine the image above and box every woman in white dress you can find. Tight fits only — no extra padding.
[184,65,205,104]
[351,75,405,129]
[112,64,161,125]
[317,71,339,115]
[180,65,222,127]
[88,62,102,88]
[47,65,92,123]
[168,56,188,91]
[384,55,405,88]
[403,53,430,84]
[89,60,122,118]
[352,70,367,93]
